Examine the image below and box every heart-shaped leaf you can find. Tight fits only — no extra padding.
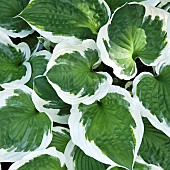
[0,86,52,162]
[69,85,144,169]
[46,40,112,105]
[133,64,170,136]
[97,3,170,80]
[0,32,31,88]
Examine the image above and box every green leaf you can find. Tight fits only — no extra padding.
[8,148,66,170]
[46,40,112,105]
[0,32,31,88]
[0,0,32,37]
[133,64,170,136]
[49,127,70,153]
[138,118,170,170]
[20,0,109,42]
[32,76,71,124]
[69,86,144,169]
[97,3,168,80]
[0,86,52,161]
[64,141,108,170]
[26,50,51,89]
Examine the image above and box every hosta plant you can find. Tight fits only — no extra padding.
[0,0,170,170]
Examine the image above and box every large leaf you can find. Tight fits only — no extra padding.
[46,40,112,105]
[19,0,110,43]
[133,64,170,136]
[0,32,31,88]
[65,141,108,170]
[49,127,70,153]
[8,148,66,170]
[138,118,170,170]
[97,3,170,80]
[26,50,51,89]
[0,86,52,162]
[0,0,32,37]
[69,85,144,169]
[32,76,71,124]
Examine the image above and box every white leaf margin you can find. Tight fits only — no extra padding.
[31,50,52,62]
[32,75,69,124]
[132,70,170,137]
[28,49,51,83]
[0,31,31,89]
[139,2,170,65]
[8,147,66,170]
[68,85,144,169]
[0,21,33,38]
[64,140,75,170]
[142,0,161,7]
[0,85,53,162]
[0,1,33,39]
[107,156,163,170]
[29,50,51,81]
[46,39,113,105]
[52,126,70,136]
[135,156,163,170]
[32,88,69,124]
[64,140,107,170]
[97,2,170,80]
[51,126,70,150]
[19,0,111,44]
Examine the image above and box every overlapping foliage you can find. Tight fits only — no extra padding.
[0,0,170,170]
